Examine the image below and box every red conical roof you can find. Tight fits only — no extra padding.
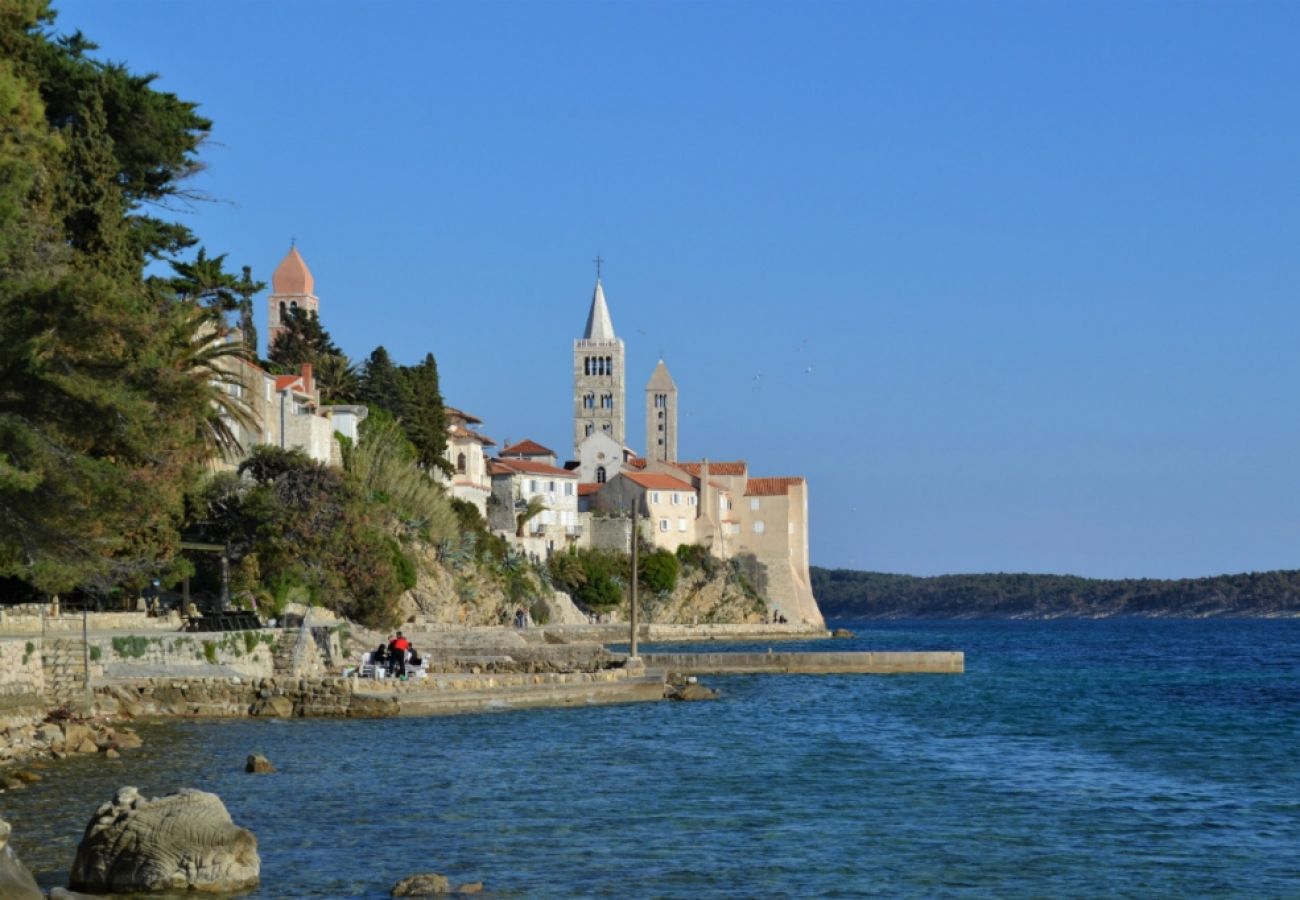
[272,245,314,295]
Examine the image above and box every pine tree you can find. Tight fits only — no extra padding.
[268,306,340,372]
[358,346,404,415]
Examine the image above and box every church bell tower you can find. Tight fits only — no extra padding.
[646,360,678,462]
[573,264,626,455]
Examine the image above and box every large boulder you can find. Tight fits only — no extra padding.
[0,817,43,900]
[70,787,259,893]
[392,872,450,895]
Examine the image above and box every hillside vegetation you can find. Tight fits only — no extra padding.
[811,568,1300,618]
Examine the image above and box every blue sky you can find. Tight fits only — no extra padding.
[53,1,1300,578]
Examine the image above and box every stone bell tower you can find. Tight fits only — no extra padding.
[646,359,678,462]
[266,243,319,348]
[572,266,626,455]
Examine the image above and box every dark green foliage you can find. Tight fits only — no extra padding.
[810,568,1300,618]
[191,446,407,629]
[391,540,417,591]
[268,306,340,372]
[639,548,679,594]
[358,347,449,475]
[0,4,261,595]
[675,543,716,576]
[548,547,626,610]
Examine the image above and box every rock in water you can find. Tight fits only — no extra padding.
[70,787,260,893]
[392,872,450,895]
[0,817,43,900]
[831,628,855,639]
[668,682,719,701]
[245,753,275,773]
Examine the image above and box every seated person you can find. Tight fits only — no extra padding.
[407,644,422,668]
[388,631,411,677]
[371,643,389,668]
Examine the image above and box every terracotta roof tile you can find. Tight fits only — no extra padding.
[490,458,577,478]
[578,483,603,496]
[448,425,495,445]
[626,458,647,469]
[501,439,556,458]
[675,461,747,477]
[744,477,805,497]
[622,471,696,492]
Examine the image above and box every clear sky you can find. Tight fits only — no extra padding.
[51,1,1300,579]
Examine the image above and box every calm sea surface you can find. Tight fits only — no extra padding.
[4,619,1299,898]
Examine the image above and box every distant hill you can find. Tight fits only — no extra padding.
[810,567,1300,618]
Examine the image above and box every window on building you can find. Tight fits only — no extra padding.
[602,423,611,433]
[678,518,687,532]
[585,423,594,437]
[289,300,298,313]
[754,520,766,535]
[750,498,760,511]
[456,453,466,474]
[548,481,556,493]
[606,356,614,377]
[659,518,669,532]
[658,410,664,419]
[657,424,664,432]
[596,466,606,484]
[583,393,595,409]
[565,482,574,496]
[529,479,539,492]
[688,495,697,506]
[600,393,613,410]
[651,491,661,504]
[671,492,680,505]
[657,438,663,446]
[278,301,286,322]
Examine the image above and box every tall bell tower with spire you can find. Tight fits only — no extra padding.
[646,359,678,462]
[573,258,626,455]
[267,242,318,348]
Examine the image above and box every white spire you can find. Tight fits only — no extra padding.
[583,278,616,341]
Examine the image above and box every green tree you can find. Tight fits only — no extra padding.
[358,346,403,415]
[640,548,679,594]
[0,4,258,594]
[267,306,339,372]
[315,353,359,405]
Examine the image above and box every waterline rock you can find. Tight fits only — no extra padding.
[70,787,260,893]
[0,817,43,900]
[392,872,450,895]
[245,753,275,773]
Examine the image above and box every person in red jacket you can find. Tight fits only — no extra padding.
[388,631,411,678]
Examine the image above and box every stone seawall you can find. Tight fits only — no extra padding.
[0,607,181,636]
[96,668,666,720]
[639,651,965,675]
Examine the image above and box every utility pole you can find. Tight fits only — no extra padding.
[629,497,639,661]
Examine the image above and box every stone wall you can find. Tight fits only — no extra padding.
[0,639,45,720]
[0,608,180,636]
[90,630,281,680]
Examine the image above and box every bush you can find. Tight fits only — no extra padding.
[529,598,551,625]
[640,549,679,594]
[548,547,627,610]
[675,543,716,576]
[111,636,151,659]
[202,640,218,664]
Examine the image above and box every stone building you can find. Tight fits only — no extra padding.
[438,406,495,516]
[572,277,625,454]
[592,471,700,554]
[487,455,581,558]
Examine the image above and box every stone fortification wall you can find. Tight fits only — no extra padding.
[0,639,45,720]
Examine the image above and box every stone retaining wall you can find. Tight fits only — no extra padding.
[90,630,282,680]
[0,639,45,720]
[640,650,965,674]
[0,608,181,635]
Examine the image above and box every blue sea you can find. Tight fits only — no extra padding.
[4,619,1299,897]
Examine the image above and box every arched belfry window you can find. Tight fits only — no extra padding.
[456,453,466,474]
[289,300,298,313]
[596,466,606,484]
[278,301,287,321]
[585,423,594,437]
[583,393,595,410]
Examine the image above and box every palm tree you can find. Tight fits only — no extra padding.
[165,302,258,461]
[315,353,360,405]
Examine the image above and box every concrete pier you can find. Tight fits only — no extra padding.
[638,651,964,675]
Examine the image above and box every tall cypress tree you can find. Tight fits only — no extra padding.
[267,307,340,372]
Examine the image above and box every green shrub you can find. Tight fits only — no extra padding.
[640,549,680,594]
[243,632,259,654]
[111,636,152,659]
[202,641,218,665]
[89,645,102,662]
[529,597,551,626]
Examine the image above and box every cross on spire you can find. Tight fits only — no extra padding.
[593,254,603,280]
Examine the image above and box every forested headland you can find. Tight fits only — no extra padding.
[811,568,1300,618]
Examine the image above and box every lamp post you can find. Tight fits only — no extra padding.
[628,494,639,661]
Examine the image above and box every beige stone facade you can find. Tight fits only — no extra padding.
[437,407,495,516]
[572,279,626,454]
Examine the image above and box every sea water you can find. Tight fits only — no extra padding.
[3,619,1298,897]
